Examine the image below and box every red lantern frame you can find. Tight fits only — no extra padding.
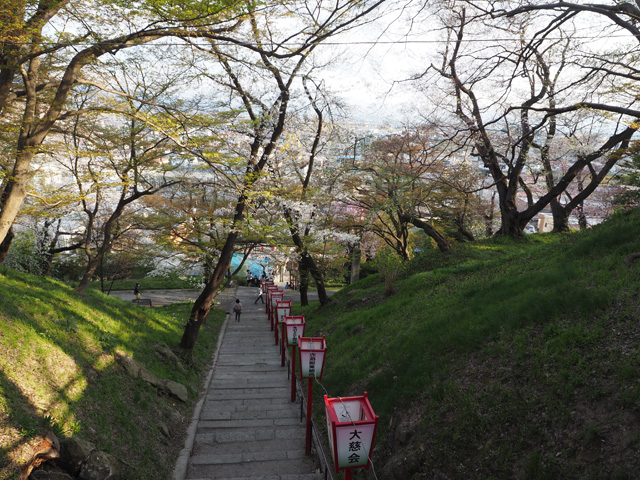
[324,392,379,476]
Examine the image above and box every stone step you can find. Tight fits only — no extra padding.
[191,437,306,456]
[208,375,288,386]
[205,389,291,401]
[197,417,302,431]
[187,474,324,480]
[181,287,325,480]
[214,358,281,366]
[186,457,320,479]
[200,405,302,421]
[204,396,300,411]
[194,425,306,443]
[211,370,286,380]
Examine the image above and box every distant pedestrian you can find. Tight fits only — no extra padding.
[134,283,141,301]
[233,299,243,322]
[254,286,264,304]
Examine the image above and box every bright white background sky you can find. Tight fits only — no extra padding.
[314,5,438,125]
[314,2,636,127]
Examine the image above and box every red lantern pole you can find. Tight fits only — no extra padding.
[291,345,297,402]
[265,283,270,315]
[270,303,274,331]
[344,470,353,480]
[299,337,325,455]
[305,379,313,455]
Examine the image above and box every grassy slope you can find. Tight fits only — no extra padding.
[301,208,640,480]
[0,270,225,480]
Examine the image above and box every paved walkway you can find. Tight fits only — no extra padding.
[173,286,324,480]
[108,285,335,307]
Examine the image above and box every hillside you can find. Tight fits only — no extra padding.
[0,271,225,480]
[2,209,640,480]
[302,208,640,480]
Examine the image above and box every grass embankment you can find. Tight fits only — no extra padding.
[300,209,640,480]
[0,271,225,480]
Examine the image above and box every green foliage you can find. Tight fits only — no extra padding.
[52,253,86,281]
[612,153,640,209]
[0,267,224,479]
[374,245,405,296]
[3,231,46,275]
[301,208,640,479]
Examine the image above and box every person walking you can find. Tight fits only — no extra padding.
[254,286,264,304]
[233,299,243,322]
[134,283,141,301]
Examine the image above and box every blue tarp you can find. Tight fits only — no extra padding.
[230,253,272,277]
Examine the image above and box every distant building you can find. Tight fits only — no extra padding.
[538,213,554,233]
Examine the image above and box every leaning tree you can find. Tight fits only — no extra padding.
[412,3,639,236]
[178,0,387,350]
[0,0,245,255]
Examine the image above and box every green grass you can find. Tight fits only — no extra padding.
[299,208,640,479]
[0,270,225,480]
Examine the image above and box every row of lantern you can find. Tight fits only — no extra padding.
[262,281,379,480]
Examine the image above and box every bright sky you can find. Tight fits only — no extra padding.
[314,6,437,125]
[314,3,639,126]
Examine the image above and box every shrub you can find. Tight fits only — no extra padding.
[375,246,405,296]
[4,231,47,275]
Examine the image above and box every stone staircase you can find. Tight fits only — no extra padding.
[182,288,325,480]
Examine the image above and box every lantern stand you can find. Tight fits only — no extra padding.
[324,392,379,479]
[266,285,278,328]
[265,282,276,315]
[284,315,305,402]
[282,314,303,367]
[275,300,291,346]
[270,291,283,336]
[298,336,327,455]
[291,346,297,402]
[281,321,286,367]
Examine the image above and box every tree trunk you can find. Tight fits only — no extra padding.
[0,226,14,264]
[75,200,129,294]
[298,263,310,307]
[577,203,588,230]
[575,177,588,230]
[494,183,526,236]
[401,214,452,252]
[496,191,526,237]
[550,198,570,233]
[180,230,239,350]
[0,149,36,246]
[497,213,525,237]
[350,244,361,284]
[76,256,102,294]
[485,191,496,237]
[300,251,329,304]
[455,211,475,241]
[285,221,330,305]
